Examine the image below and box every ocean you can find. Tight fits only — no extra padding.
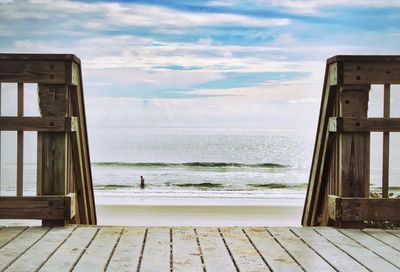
[1,127,400,199]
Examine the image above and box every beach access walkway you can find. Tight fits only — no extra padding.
[2,225,400,271]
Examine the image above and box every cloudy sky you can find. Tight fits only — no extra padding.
[1,0,399,128]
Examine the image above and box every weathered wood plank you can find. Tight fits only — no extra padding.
[196,228,236,272]
[171,228,203,272]
[383,84,390,197]
[0,227,27,249]
[342,62,400,84]
[329,117,400,132]
[291,227,367,271]
[363,229,400,252]
[106,227,146,272]
[315,227,399,271]
[73,227,122,271]
[268,227,335,271]
[139,227,170,272]
[0,116,77,131]
[0,194,75,220]
[38,84,69,226]
[0,227,49,271]
[220,227,269,271]
[244,227,302,272]
[328,196,400,222]
[0,53,80,63]
[39,226,98,272]
[6,227,74,272]
[338,86,370,197]
[17,82,24,196]
[0,60,66,83]
[341,229,400,268]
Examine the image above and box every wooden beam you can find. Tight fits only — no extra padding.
[329,117,400,132]
[338,85,370,198]
[37,84,69,226]
[0,194,75,220]
[0,60,67,84]
[383,84,390,198]
[17,83,23,196]
[0,117,77,132]
[342,62,400,85]
[328,195,400,222]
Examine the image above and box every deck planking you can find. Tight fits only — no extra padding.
[0,226,400,271]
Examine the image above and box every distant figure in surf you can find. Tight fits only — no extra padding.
[140,176,145,189]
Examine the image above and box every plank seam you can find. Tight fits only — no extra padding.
[265,228,306,271]
[337,229,400,270]
[0,226,28,250]
[313,228,372,272]
[362,230,400,253]
[35,226,78,272]
[170,228,173,272]
[289,228,338,271]
[3,227,51,271]
[242,228,273,271]
[386,230,400,239]
[193,228,207,272]
[103,227,124,271]
[136,228,148,272]
[70,227,100,271]
[217,228,239,272]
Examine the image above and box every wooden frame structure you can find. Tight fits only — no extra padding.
[0,54,96,226]
[303,55,400,227]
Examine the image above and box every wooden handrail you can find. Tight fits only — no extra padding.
[0,54,96,226]
[303,55,400,228]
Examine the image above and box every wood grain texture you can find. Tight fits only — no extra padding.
[245,227,302,272]
[338,86,370,197]
[17,83,24,197]
[342,62,400,84]
[0,116,77,131]
[0,227,27,249]
[106,227,146,272]
[0,227,49,271]
[316,227,399,272]
[383,84,390,197]
[268,228,335,271]
[0,194,75,220]
[172,228,203,272]
[139,227,171,272]
[73,227,121,272]
[330,117,400,132]
[6,227,74,272]
[39,226,98,272]
[196,228,236,272]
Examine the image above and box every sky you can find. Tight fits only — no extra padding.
[0,0,399,128]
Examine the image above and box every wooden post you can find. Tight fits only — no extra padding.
[17,83,24,196]
[382,84,390,198]
[338,85,370,197]
[37,84,69,226]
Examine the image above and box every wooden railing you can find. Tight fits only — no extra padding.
[303,55,400,228]
[0,54,96,226]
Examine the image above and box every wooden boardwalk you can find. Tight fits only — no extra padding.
[1,226,400,271]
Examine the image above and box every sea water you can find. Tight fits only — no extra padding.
[1,127,400,200]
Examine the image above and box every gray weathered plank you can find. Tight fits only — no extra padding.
[106,227,146,272]
[39,226,98,272]
[196,228,236,272]
[73,227,121,272]
[172,228,203,272]
[0,227,27,249]
[6,227,74,272]
[220,227,269,272]
[340,229,400,269]
[269,227,335,271]
[364,229,400,252]
[316,227,399,272]
[292,227,367,271]
[0,227,49,271]
[244,227,302,272]
[140,227,170,272]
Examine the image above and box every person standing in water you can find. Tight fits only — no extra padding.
[140,176,145,189]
